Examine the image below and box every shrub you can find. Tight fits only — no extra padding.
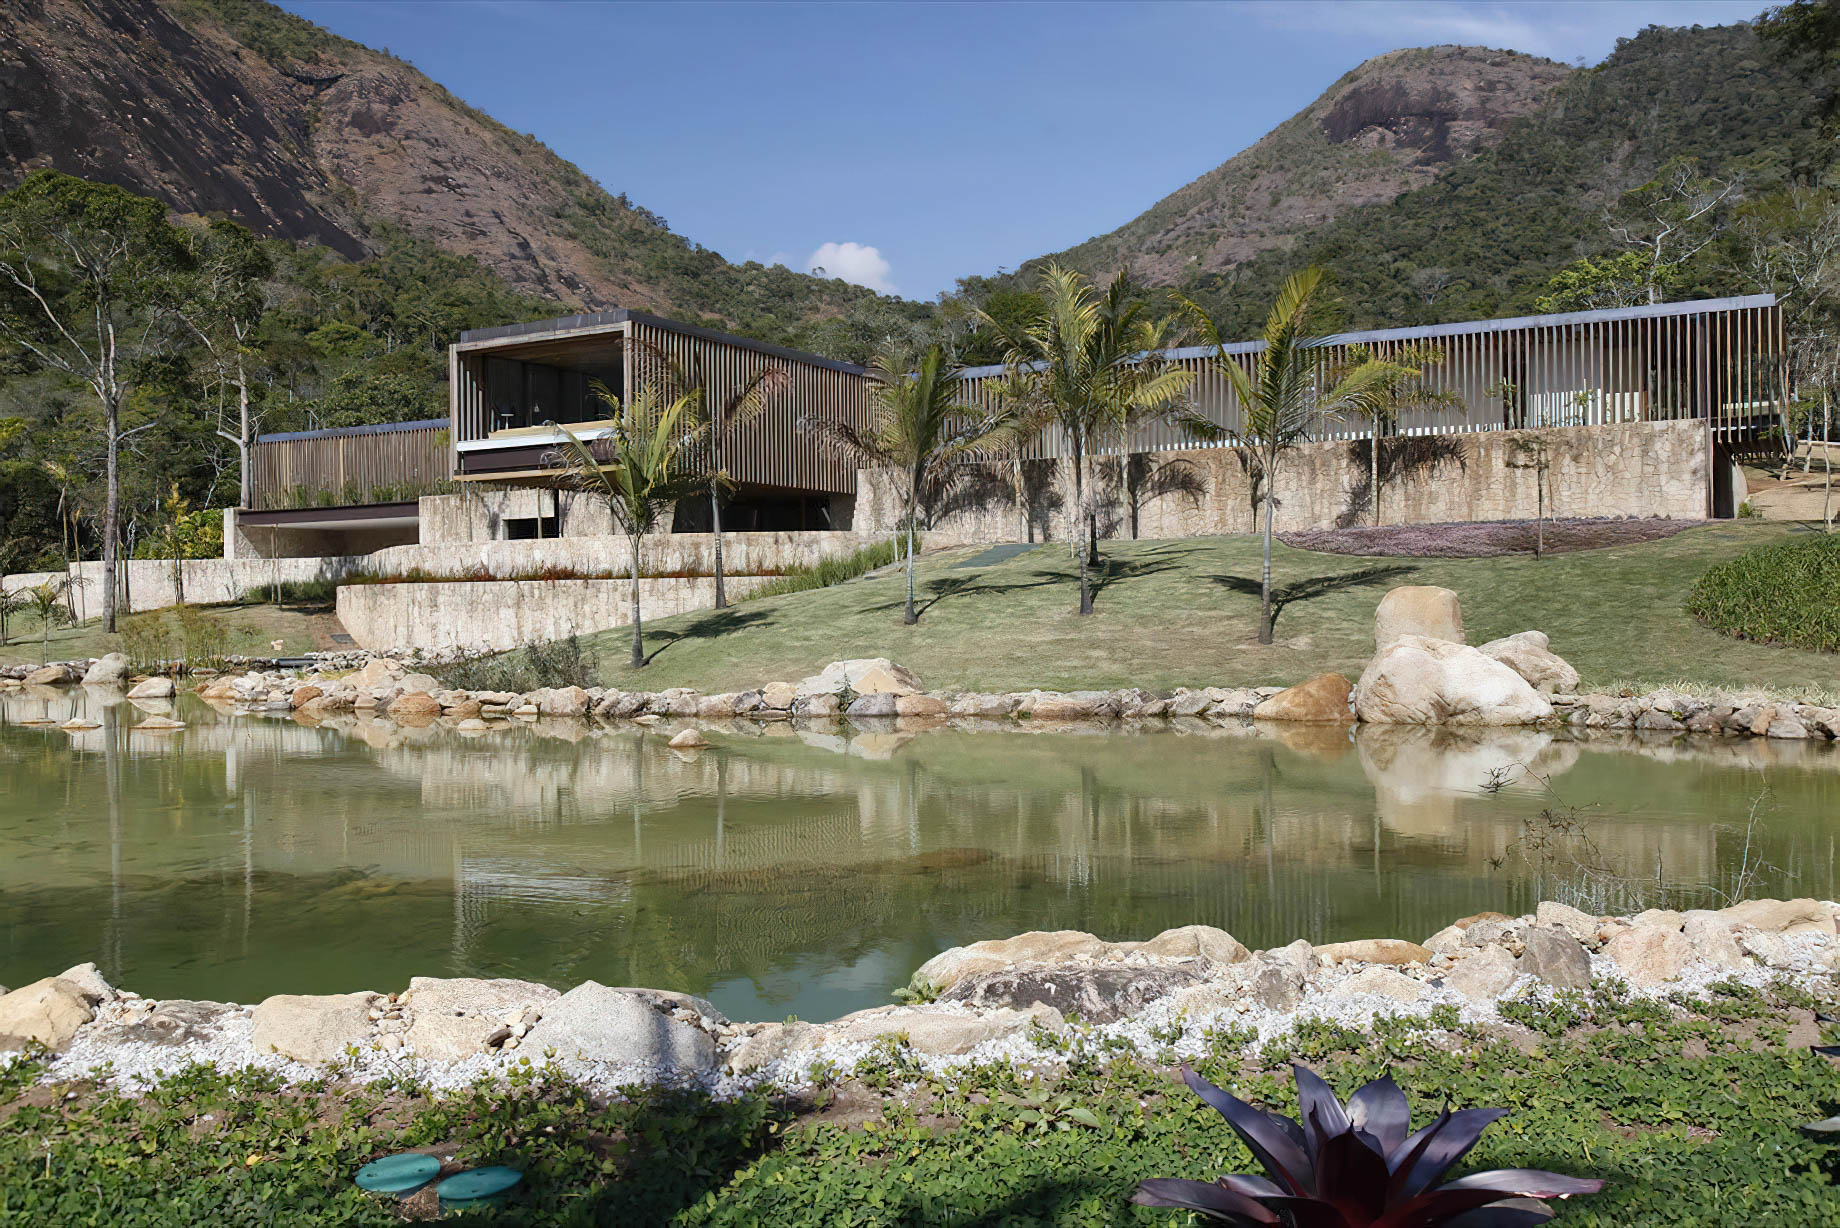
[242,577,339,606]
[440,634,593,692]
[1686,533,1840,653]
[117,607,243,673]
[740,537,900,602]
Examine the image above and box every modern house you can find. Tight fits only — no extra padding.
[224,292,1787,563]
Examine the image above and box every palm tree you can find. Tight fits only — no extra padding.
[547,384,707,670]
[0,584,23,648]
[1181,268,1418,644]
[983,265,1206,615]
[22,577,77,664]
[627,341,791,608]
[802,343,1014,625]
[1334,341,1457,526]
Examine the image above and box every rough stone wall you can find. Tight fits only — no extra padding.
[61,557,367,622]
[335,575,775,653]
[856,420,1709,545]
[361,531,872,581]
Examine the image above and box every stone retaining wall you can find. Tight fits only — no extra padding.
[334,575,777,654]
[858,419,1709,546]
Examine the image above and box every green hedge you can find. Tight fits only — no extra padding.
[1686,533,1840,653]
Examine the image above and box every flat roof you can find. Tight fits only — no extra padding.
[239,501,420,529]
[257,419,446,445]
[956,293,1779,378]
[456,309,868,377]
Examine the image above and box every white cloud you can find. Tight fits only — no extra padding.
[807,241,896,294]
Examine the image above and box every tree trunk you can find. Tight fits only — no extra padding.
[1535,469,1546,558]
[710,480,727,610]
[903,472,918,625]
[102,391,120,633]
[629,529,645,670]
[1258,477,1275,645]
[1371,428,1382,527]
[1077,453,1094,616]
[1066,438,1083,562]
[1013,457,1028,542]
[236,355,253,509]
[1824,390,1833,533]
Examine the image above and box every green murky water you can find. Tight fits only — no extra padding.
[3,685,1838,1023]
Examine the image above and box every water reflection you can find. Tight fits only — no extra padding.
[2,684,1837,1022]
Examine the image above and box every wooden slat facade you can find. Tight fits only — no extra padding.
[251,420,451,511]
[450,311,870,495]
[956,294,1786,460]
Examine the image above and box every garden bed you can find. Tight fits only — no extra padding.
[1281,517,1701,558]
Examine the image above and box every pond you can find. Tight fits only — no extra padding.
[3,685,1837,1024]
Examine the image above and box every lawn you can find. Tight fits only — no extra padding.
[585,521,1840,698]
[1,979,1835,1226]
[0,600,340,667]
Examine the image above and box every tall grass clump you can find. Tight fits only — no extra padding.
[242,577,339,605]
[1686,533,1840,652]
[117,606,244,674]
[740,538,900,602]
[440,634,593,692]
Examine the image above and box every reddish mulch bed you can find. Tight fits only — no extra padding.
[1280,517,1703,558]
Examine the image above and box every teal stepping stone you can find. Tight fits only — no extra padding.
[355,1152,440,1197]
[436,1166,523,1210]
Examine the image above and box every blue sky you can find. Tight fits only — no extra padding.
[278,0,1765,301]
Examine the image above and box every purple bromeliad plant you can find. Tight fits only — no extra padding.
[1133,1064,1603,1227]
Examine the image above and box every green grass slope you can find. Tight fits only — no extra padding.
[586,522,1840,697]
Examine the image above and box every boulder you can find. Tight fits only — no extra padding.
[350,658,404,690]
[914,931,1111,991]
[667,728,710,750]
[387,692,442,719]
[93,1000,236,1047]
[795,658,922,699]
[446,699,483,721]
[529,686,590,717]
[1681,913,1747,971]
[133,715,186,731]
[0,977,96,1050]
[250,992,382,1063]
[1423,925,1467,955]
[1478,632,1580,696]
[403,977,558,1060]
[1027,693,1109,722]
[24,665,74,686]
[727,1020,826,1072]
[520,981,717,1073]
[1253,673,1355,723]
[1631,908,1686,931]
[1602,925,1692,986]
[895,694,948,718]
[696,693,739,719]
[1353,635,1553,726]
[1717,898,1834,935]
[1314,939,1432,966]
[397,672,441,694]
[950,693,1017,718]
[1134,925,1250,966]
[939,964,1209,1024]
[1533,901,1599,944]
[845,692,898,719]
[1337,966,1428,1004]
[1443,946,1521,1000]
[794,693,840,719]
[1373,585,1464,650]
[290,685,323,709]
[56,962,115,1003]
[759,682,797,711]
[829,1004,1057,1055]
[82,654,130,686]
[1515,927,1591,990]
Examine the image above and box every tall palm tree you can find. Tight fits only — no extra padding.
[547,384,707,670]
[802,343,1013,625]
[984,264,1206,614]
[627,340,791,608]
[1181,268,1418,644]
[22,577,77,664]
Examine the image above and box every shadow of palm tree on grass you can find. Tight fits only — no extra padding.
[863,571,1062,619]
[638,605,777,664]
[1209,563,1418,632]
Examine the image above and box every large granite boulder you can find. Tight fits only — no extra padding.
[1602,925,1692,986]
[91,1000,238,1047]
[1515,927,1591,990]
[1478,631,1580,696]
[1314,939,1432,966]
[402,977,559,1061]
[914,931,1111,991]
[794,659,922,699]
[82,654,130,686]
[520,981,717,1073]
[1716,898,1835,935]
[726,1020,826,1073]
[1353,635,1553,726]
[828,1004,1058,1055]
[938,963,1209,1024]
[1253,673,1355,723]
[24,665,74,686]
[0,977,97,1050]
[250,992,382,1063]
[127,676,176,700]
[531,686,590,717]
[1374,586,1464,650]
[1132,925,1250,965]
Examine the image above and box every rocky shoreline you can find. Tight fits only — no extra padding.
[2,898,1835,1100]
[7,585,1838,741]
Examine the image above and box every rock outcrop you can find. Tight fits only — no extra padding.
[1253,673,1355,722]
[1354,634,1553,725]
[1373,585,1465,650]
[1478,631,1580,695]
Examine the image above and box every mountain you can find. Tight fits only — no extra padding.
[1023,46,1575,288]
[1010,22,1828,338]
[0,0,916,345]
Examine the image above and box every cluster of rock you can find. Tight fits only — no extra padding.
[5,899,1833,1091]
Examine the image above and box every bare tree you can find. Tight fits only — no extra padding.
[0,172,188,632]
[1607,156,1741,304]
[178,219,274,509]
